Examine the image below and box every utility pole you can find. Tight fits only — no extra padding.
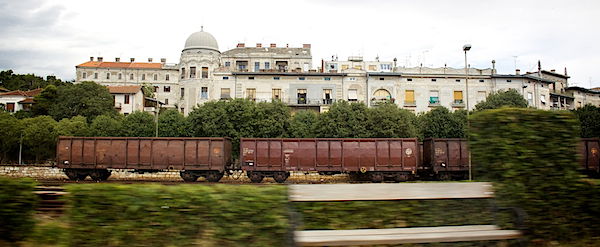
[463,44,472,181]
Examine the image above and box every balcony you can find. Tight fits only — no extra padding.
[451,99,465,108]
[371,97,395,106]
[404,101,416,107]
[428,97,440,107]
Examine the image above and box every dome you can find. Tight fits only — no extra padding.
[183,30,219,52]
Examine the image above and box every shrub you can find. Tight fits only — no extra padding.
[65,184,289,247]
[470,108,600,240]
[0,177,38,243]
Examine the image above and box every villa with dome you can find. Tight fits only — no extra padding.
[75,29,600,115]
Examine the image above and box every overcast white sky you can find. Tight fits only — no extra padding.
[1,0,599,87]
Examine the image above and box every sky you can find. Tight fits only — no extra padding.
[0,0,599,88]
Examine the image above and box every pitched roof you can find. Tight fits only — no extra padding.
[0,88,43,97]
[77,61,162,69]
[107,85,142,94]
[0,86,9,92]
[18,98,35,104]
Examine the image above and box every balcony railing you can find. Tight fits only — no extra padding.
[404,101,416,107]
[370,97,395,106]
[451,99,465,107]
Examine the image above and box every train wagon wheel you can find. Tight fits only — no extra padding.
[90,170,107,181]
[438,172,451,181]
[369,172,384,183]
[273,172,289,183]
[393,173,410,182]
[100,170,112,180]
[64,169,79,181]
[180,171,199,182]
[247,171,264,183]
[206,171,224,182]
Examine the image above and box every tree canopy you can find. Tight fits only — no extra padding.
[287,110,318,138]
[158,109,189,137]
[314,101,369,138]
[474,89,528,111]
[90,115,124,137]
[21,116,58,162]
[0,70,67,91]
[49,81,116,121]
[122,111,155,137]
[573,104,600,138]
[417,106,466,139]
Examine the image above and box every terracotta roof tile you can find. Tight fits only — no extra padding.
[18,98,35,104]
[0,88,42,97]
[77,61,162,69]
[107,85,142,94]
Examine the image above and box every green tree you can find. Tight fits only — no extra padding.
[0,112,21,163]
[418,107,465,138]
[474,89,528,111]
[21,116,58,162]
[158,109,189,137]
[56,116,90,137]
[366,103,417,138]
[314,101,369,138]
[90,115,123,137]
[0,70,67,91]
[12,110,34,119]
[573,104,600,137]
[122,111,155,137]
[31,84,58,116]
[49,81,116,121]
[253,101,290,138]
[287,110,318,138]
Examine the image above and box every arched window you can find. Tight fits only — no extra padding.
[373,89,391,99]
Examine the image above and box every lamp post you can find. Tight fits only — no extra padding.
[463,44,472,181]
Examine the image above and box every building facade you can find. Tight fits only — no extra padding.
[74,29,600,115]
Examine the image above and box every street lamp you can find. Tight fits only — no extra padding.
[463,44,472,181]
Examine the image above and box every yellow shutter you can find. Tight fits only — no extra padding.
[454,91,463,101]
[405,90,415,102]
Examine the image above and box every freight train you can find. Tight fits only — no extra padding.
[56,136,600,183]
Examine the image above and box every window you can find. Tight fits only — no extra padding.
[265,62,270,70]
[118,73,122,80]
[368,65,377,71]
[348,77,356,81]
[323,89,332,104]
[348,89,358,101]
[202,67,208,78]
[142,74,146,80]
[246,88,256,101]
[405,90,415,104]
[154,74,158,81]
[181,88,185,98]
[407,78,413,81]
[236,61,248,70]
[82,72,87,79]
[273,77,280,80]
[254,62,260,72]
[429,91,440,104]
[324,77,331,81]
[166,74,170,81]
[6,103,15,112]
[164,86,170,92]
[379,77,384,81]
[153,86,158,93]
[181,68,185,79]
[94,73,98,79]
[507,79,512,82]
[190,67,196,78]
[431,79,437,82]
[106,73,110,79]
[297,89,307,104]
[272,88,281,100]
[164,98,169,105]
[341,65,349,70]
[453,91,464,104]
[225,61,231,67]
[380,64,392,71]
[130,73,134,80]
[527,92,533,105]
[223,76,229,80]
[353,65,362,70]
[477,91,487,103]
[181,107,184,113]
[455,79,461,82]
[220,88,231,99]
[124,95,130,104]
[249,77,254,80]
[541,94,546,105]
[479,79,484,82]
[299,77,305,81]
[201,87,208,99]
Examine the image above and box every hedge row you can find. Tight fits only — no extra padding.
[0,176,38,243]
[470,108,600,241]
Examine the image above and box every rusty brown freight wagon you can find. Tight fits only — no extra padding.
[240,138,420,183]
[579,138,600,177]
[56,136,232,182]
[422,138,469,180]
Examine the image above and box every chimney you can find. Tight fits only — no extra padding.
[516,69,520,75]
[97,57,103,62]
[237,43,245,48]
[303,44,311,49]
[130,58,135,62]
[256,43,262,48]
[550,69,556,73]
[115,57,120,62]
[564,67,568,76]
[286,44,289,48]
[491,60,496,74]
[148,58,153,62]
[270,43,276,48]
[89,56,94,61]
[160,58,166,63]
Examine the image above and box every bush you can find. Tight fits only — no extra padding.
[417,107,466,139]
[470,108,600,240]
[0,177,38,243]
[573,104,600,138]
[65,184,289,247]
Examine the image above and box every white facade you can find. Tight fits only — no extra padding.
[74,29,600,115]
